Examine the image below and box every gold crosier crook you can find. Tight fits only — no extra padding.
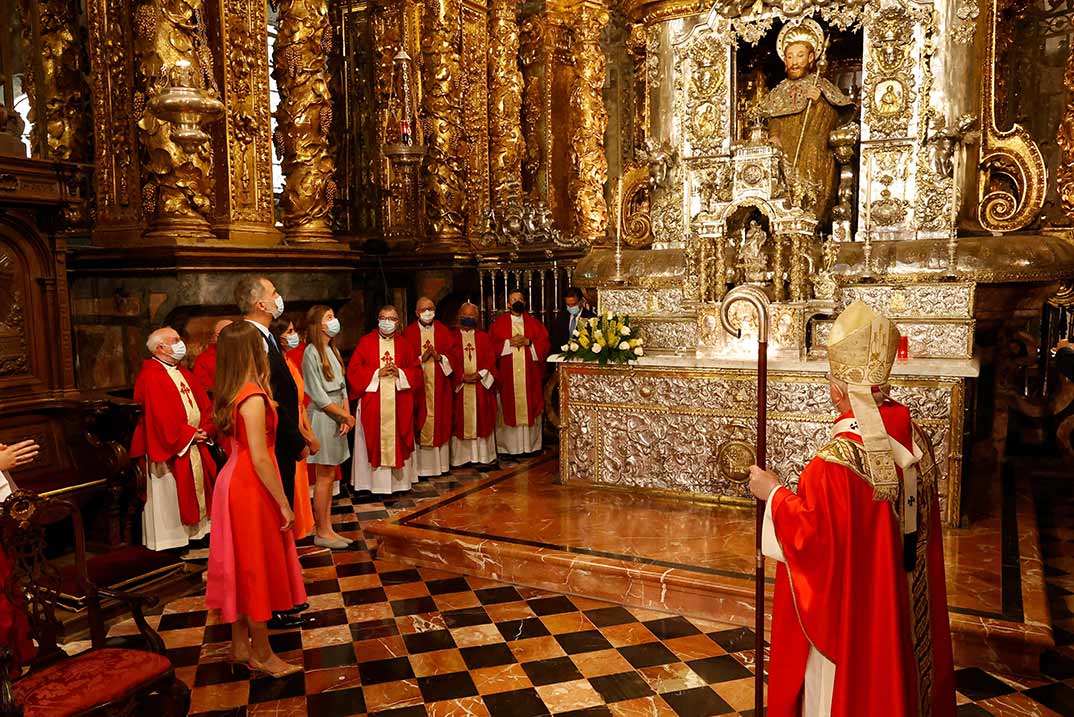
[719,285,770,716]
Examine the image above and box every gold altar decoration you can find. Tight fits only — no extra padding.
[134,0,217,242]
[519,14,548,202]
[205,0,280,243]
[621,165,652,247]
[421,0,467,242]
[86,0,143,244]
[488,0,525,208]
[976,0,1046,233]
[569,4,610,246]
[460,0,490,239]
[16,0,90,162]
[274,0,338,242]
[1057,36,1074,223]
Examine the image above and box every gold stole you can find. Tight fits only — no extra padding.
[167,366,206,517]
[461,331,478,439]
[378,337,397,467]
[511,317,529,424]
[420,324,436,447]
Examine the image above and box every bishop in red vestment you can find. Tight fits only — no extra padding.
[192,318,232,395]
[403,297,458,477]
[131,327,217,551]
[347,306,422,494]
[449,303,498,467]
[489,291,550,456]
[749,302,955,717]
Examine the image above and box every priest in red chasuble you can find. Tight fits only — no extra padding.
[749,301,955,717]
[192,318,232,396]
[347,305,422,494]
[449,302,498,468]
[403,296,458,477]
[131,327,217,551]
[489,291,550,456]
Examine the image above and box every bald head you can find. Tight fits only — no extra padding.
[416,297,436,325]
[459,302,479,330]
[147,327,182,364]
[212,319,232,342]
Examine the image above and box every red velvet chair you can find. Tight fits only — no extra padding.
[0,491,189,717]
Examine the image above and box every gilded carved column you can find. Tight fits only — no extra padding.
[16,0,91,161]
[460,0,490,238]
[569,4,609,245]
[134,0,216,242]
[274,0,338,242]
[421,0,467,243]
[1058,39,1074,223]
[86,0,143,245]
[488,0,524,207]
[206,0,281,244]
[519,14,548,202]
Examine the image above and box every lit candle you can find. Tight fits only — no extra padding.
[950,143,960,237]
[863,158,871,240]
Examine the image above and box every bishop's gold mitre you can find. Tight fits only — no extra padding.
[827,300,901,388]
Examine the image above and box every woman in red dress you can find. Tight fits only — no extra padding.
[206,322,306,678]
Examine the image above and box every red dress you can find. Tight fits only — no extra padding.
[206,383,306,623]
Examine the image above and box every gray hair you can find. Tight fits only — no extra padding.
[235,275,269,315]
[146,328,172,354]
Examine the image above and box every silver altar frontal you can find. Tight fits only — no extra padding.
[557,0,994,528]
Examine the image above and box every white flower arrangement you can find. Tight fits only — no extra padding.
[560,313,641,365]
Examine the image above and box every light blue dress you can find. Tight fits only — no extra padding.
[302,344,351,466]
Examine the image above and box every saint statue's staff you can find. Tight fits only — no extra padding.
[791,38,830,171]
[719,285,770,716]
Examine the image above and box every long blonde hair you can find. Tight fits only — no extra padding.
[212,322,273,436]
[305,305,343,382]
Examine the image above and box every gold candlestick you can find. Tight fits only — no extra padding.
[611,176,625,283]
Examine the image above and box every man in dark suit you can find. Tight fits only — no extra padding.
[548,286,595,353]
[235,275,309,627]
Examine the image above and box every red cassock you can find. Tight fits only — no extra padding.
[403,320,458,448]
[767,402,955,717]
[488,312,550,426]
[448,328,498,439]
[346,332,422,469]
[130,358,217,525]
[191,343,217,395]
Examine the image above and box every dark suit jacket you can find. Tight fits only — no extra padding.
[549,307,596,353]
[264,329,304,502]
[1057,346,1074,382]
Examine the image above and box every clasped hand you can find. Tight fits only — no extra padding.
[510,336,530,348]
[337,414,356,436]
[462,372,480,384]
[378,365,398,378]
[421,346,440,363]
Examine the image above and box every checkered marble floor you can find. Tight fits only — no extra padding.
[82,453,1074,716]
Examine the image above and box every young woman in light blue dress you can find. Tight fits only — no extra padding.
[301,305,356,549]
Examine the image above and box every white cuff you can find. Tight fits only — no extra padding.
[178,433,196,458]
[501,340,512,357]
[761,486,786,563]
[365,373,380,393]
[529,345,538,361]
[439,355,453,377]
[479,369,494,389]
[396,371,411,391]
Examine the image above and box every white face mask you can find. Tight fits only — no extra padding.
[266,294,284,319]
[168,340,187,363]
[324,317,341,337]
[419,309,435,324]
[283,332,300,350]
[379,318,397,335]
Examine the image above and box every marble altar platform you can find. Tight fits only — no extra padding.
[368,452,1053,675]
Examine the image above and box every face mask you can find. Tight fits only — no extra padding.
[324,317,341,337]
[419,310,435,324]
[511,301,526,313]
[567,304,581,316]
[168,340,187,362]
[460,317,478,329]
[283,332,300,350]
[379,318,397,335]
[266,294,284,319]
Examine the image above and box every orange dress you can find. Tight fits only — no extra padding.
[286,358,315,539]
[205,383,306,623]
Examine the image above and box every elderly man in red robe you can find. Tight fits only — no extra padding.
[192,318,232,396]
[449,302,498,468]
[748,301,955,717]
[347,305,422,494]
[403,296,458,477]
[489,291,550,456]
[131,327,217,551]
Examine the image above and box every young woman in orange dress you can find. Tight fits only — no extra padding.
[270,317,317,539]
[205,322,306,679]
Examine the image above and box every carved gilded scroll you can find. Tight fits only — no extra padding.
[16,0,90,162]
[1058,35,1074,222]
[134,0,215,240]
[86,0,143,242]
[977,0,1046,232]
[422,0,467,241]
[520,14,547,200]
[274,0,338,241]
[460,1,489,238]
[569,4,609,246]
[622,165,652,247]
[488,0,525,207]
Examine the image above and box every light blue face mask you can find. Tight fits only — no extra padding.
[379,318,397,335]
[283,332,300,350]
[325,317,341,337]
[567,304,582,316]
[169,340,187,362]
